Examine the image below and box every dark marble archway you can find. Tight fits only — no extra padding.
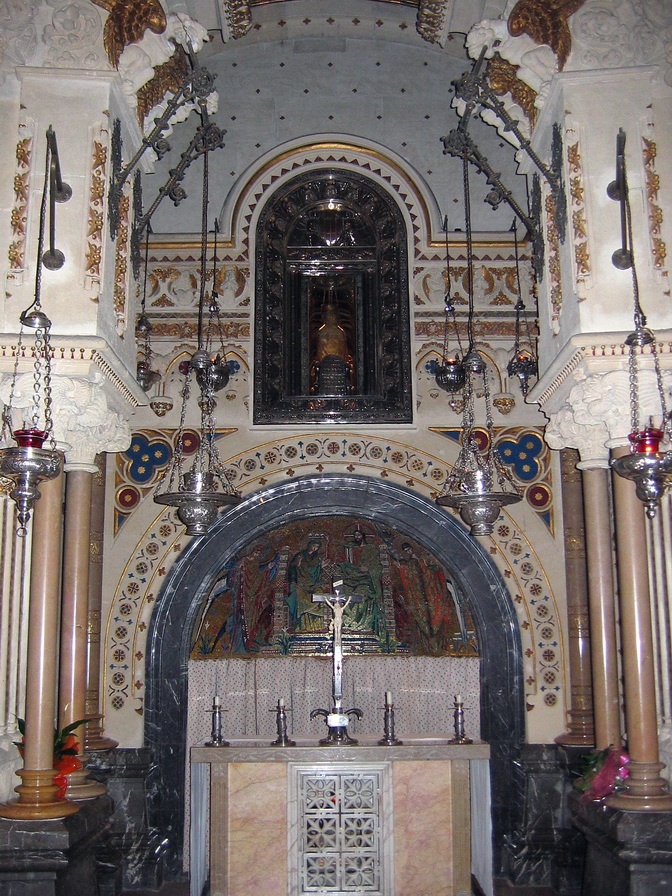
[145,474,524,876]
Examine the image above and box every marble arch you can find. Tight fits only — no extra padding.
[142,474,525,874]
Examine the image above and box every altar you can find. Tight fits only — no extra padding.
[191,738,491,896]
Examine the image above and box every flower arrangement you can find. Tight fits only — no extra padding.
[15,718,87,800]
[574,746,630,802]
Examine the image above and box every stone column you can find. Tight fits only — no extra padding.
[580,464,621,751]
[84,454,118,752]
[607,445,672,810]
[555,449,594,746]
[0,467,79,819]
[59,464,107,799]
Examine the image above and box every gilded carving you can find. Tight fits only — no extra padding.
[86,137,108,294]
[91,0,167,69]
[416,0,449,46]
[8,128,32,280]
[544,193,563,327]
[507,0,588,72]
[642,136,668,271]
[486,54,538,127]
[566,138,590,289]
[113,192,130,333]
[223,1,252,40]
[136,46,189,125]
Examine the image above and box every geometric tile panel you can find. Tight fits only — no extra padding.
[295,764,388,894]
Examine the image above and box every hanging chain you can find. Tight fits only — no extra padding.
[462,151,475,351]
[622,148,669,436]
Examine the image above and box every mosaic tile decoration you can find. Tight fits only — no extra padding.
[190,515,479,660]
[105,432,563,739]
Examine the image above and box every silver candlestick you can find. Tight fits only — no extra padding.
[270,699,295,747]
[448,695,472,745]
[378,693,402,746]
[206,697,229,747]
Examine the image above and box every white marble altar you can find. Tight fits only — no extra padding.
[191,738,490,896]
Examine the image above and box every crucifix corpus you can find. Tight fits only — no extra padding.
[309,579,364,745]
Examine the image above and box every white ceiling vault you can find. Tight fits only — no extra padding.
[144,0,527,236]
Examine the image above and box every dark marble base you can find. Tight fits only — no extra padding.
[0,794,113,896]
[572,794,672,896]
[88,748,177,892]
[502,744,588,895]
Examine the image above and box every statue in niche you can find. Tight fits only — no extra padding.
[311,300,354,395]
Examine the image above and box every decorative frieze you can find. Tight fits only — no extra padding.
[113,188,131,335]
[7,119,34,287]
[544,192,563,332]
[85,127,109,298]
[642,133,668,275]
[566,134,591,294]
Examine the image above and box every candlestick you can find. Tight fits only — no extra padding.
[271,699,295,747]
[448,695,472,745]
[379,696,402,746]
[206,698,229,747]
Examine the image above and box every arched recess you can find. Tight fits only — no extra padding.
[253,167,413,424]
[144,474,524,876]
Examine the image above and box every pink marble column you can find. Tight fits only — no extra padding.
[0,468,79,819]
[84,455,117,751]
[555,449,594,746]
[59,466,106,799]
[607,446,672,810]
[580,465,621,751]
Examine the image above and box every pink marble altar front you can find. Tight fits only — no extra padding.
[191,739,489,896]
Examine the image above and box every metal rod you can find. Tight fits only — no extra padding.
[41,127,71,271]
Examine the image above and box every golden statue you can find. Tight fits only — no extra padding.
[312,303,354,395]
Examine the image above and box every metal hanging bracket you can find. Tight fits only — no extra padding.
[607,128,633,270]
[41,126,71,271]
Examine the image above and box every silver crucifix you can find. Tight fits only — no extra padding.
[309,579,363,745]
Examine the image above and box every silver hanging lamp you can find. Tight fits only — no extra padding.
[506,219,538,396]
[608,130,672,518]
[434,215,465,394]
[437,153,521,535]
[154,141,240,535]
[0,128,66,535]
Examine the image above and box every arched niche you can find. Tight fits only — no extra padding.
[144,475,524,876]
[253,168,413,424]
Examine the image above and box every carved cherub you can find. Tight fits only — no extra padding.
[91,0,167,69]
[508,0,587,71]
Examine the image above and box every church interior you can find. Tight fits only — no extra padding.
[0,2,671,895]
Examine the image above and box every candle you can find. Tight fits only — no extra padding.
[213,694,220,707]
[278,697,285,708]
[385,691,392,706]
[455,694,462,704]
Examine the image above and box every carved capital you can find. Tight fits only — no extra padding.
[0,370,131,467]
[544,367,671,465]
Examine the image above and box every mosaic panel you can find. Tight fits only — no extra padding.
[190,515,478,660]
[105,433,562,723]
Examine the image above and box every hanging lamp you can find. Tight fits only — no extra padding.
[0,128,66,535]
[136,224,161,393]
[434,215,465,394]
[506,219,538,396]
[608,130,672,518]
[436,154,521,535]
[154,134,240,535]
